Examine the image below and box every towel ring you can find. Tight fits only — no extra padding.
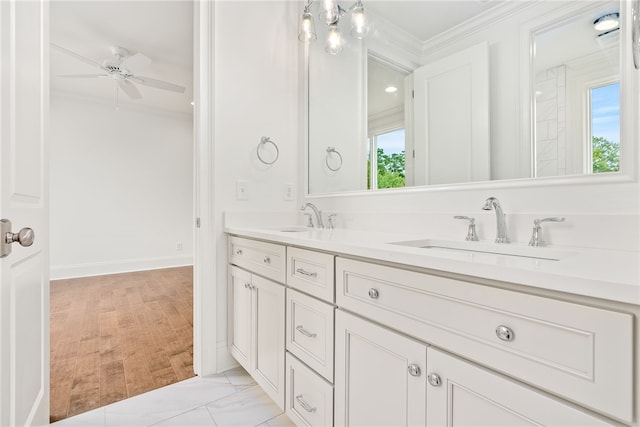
[325,147,343,171]
[257,136,279,165]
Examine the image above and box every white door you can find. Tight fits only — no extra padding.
[426,348,614,426]
[335,310,427,427]
[413,41,490,186]
[0,1,50,426]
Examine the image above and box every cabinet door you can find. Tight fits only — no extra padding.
[426,347,614,426]
[335,310,427,427]
[253,275,286,409]
[229,266,252,371]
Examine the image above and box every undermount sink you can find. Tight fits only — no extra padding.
[389,239,575,261]
[266,226,311,232]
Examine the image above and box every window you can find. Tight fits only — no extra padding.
[590,82,620,173]
[367,128,405,189]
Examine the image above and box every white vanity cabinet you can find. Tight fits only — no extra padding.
[426,347,614,426]
[228,237,286,410]
[334,310,427,427]
[336,257,633,424]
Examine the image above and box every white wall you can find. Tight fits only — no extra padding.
[213,1,299,370]
[50,93,194,279]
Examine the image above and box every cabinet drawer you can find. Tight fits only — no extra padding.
[286,289,334,382]
[288,247,335,303]
[229,236,286,283]
[286,353,334,427]
[336,257,633,422]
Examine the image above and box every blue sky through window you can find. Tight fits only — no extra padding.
[376,128,405,154]
[591,82,620,144]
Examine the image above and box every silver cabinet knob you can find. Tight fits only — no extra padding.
[427,372,442,387]
[235,248,243,255]
[263,256,271,264]
[244,283,251,289]
[496,325,514,342]
[368,288,379,299]
[408,364,421,377]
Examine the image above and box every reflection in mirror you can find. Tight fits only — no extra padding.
[306,1,626,195]
[367,56,408,189]
[533,3,620,177]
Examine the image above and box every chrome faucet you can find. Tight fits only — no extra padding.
[482,197,509,243]
[301,203,324,228]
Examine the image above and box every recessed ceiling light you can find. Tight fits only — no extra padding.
[593,13,619,32]
[385,86,398,93]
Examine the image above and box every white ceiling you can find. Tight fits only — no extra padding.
[50,0,194,115]
[365,0,504,43]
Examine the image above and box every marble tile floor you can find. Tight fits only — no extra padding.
[51,367,295,427]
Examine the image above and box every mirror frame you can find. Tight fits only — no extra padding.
[303,0,638,199]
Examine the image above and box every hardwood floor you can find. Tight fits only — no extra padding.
[50,266,194,423]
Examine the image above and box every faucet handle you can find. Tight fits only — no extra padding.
[303,213,314,228]
[454,216,479,241]
[529,217,566,246]
[327,213,336,229]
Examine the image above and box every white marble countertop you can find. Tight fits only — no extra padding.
[225,224,640,306]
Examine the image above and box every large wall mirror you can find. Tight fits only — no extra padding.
[306,0,626,195]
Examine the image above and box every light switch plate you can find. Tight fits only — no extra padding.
[236,179,249,200]
[283,182,295,201]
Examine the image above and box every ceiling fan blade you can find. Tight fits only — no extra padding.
[57,74,109,78]
[128,75,186,93]
[118,80,142,100]
[120,53,152,74]
[51,43,108,71]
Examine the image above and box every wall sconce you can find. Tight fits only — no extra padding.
[298,0,369,55]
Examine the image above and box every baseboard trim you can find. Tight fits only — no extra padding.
[50,255,194,280]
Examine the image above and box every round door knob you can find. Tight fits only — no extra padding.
[427,372,442,387]
[5,227,34,247]
[495,325,514,342]
[368,288,379,299]
[408,364,421,377]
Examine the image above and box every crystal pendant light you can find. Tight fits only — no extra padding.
[321,0,339,25]
[350,0,368,39]
[298,8,317,42]
[326,23,343,55]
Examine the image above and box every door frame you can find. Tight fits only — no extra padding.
[193,0,217,376]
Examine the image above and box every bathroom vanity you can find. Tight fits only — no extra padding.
[226,226,639,426]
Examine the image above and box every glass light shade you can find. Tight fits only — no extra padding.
[298,12,317,42]
[351,3,369,39]
[325,23,343,55]
[321,0,339,25]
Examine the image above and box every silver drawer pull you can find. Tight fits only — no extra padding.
[496,325,515,342]
[368,288,379,299]
[408,364,421,377]
[296,325,317,338]
[295,395,317,413]
[427,372,442,387]
[296,267,318,277]
[244,283,251,289]
[235,248,243,255]
[263,256,271,264]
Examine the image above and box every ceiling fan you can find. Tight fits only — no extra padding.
[51,43,186,100]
